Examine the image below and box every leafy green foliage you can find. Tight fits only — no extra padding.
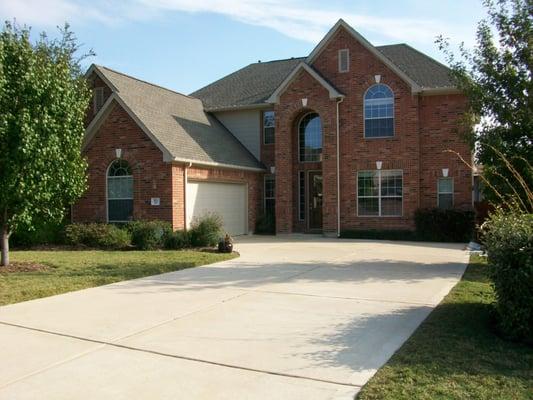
[65,223,131,250]
[164,230,189,250]
[0,22,92,264]
[482,209,533,341]
[437,0,533,208]
[127,220,172,250]
[415,208,475,242]
[188,213,223,247]
[10,218,66,247]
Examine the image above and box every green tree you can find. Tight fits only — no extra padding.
[438,0,532,209]
[0,22,92,266]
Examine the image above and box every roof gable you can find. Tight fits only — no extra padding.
[307,19,422,93]
[84,65,264,171]
[266,62,344,104]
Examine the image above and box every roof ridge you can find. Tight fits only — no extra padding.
[98,65,195,100]
[253,56,306,64]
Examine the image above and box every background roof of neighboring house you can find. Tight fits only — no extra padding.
[91,65,264,171]
[192,44,455,111]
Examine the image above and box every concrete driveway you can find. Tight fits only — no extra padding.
[0,236,468,399]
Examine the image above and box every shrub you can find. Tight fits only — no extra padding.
[414,208,475,242]
[64,223,131,249]
[164,230,189,249]
[482,210,533,341]
[255,213,275,235]
[128,220,172,250]
[11,219,67,247]
[188,213,223,247]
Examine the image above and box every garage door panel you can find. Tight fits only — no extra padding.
[186,182,247,236]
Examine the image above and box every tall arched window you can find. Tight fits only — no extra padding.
[299,112,322,162]
[364,84,394,138]
[107,160,133,222]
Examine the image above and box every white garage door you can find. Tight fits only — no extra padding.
[186,181,248,236]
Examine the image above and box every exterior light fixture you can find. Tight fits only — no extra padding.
[270,166,276,174]
[115,148,122,158]
[376,161,382,170]
[442,168,449,177]
[302,98,308,107]
[374,75,381,83]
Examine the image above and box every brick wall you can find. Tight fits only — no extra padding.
[271,26,472,233]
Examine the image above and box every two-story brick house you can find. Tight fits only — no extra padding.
[73,19,472,236]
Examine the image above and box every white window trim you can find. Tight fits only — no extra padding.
[357,169,403,217]
[437,177,454,208]
[338,49,349,73]
[106,161,134,223]
[263,174,275,212]
[263,111,275,145]
[363,84,395,139]
[93,87,104,115]
[298,112,323,163]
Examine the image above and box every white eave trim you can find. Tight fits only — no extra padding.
[171,157,266,172]
[306,19,423,94]
[85,64,119,93]
[266,62,344,104]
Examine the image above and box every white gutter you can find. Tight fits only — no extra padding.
[336,96,344,237]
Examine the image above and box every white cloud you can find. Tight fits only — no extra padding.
[0,0,472,47]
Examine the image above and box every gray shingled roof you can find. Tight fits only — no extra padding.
[192,45,454,111]
[95,66,263,171]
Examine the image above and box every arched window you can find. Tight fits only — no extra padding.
[107,160,133,222]
[364,84,394,138]
[299,112,322,162]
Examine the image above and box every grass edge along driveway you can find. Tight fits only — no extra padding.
[0,250,236,306]
[357,255,533,400]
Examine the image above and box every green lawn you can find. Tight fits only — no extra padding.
[0,250,236,306]
[358,255,533,400]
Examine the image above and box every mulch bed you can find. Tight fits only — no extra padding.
[0,262,49,273]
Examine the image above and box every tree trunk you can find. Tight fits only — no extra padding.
[1,225,9,267]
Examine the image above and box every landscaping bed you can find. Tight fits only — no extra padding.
[0,250,236,306]
[357,255,533,399]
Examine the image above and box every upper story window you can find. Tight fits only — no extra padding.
[364,84,394,138]
[438,177,454,209]
[299,112,322,162]
[93,87,105,114]
[107,159,133,222]
[338,49,349,73]
[263,111,275,145]
[357,169,402,216]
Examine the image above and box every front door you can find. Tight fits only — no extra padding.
[308,172,323,231]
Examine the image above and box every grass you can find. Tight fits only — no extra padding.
[0,250,236,306]
[358,255,533,400]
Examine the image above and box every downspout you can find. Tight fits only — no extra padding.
[183,162,192,231]
[336,97,344,238]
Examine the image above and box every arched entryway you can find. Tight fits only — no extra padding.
[295,111,323,232]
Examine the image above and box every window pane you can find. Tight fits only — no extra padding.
[264,127,275,144]
[358,197,379,216]
[381,198,402,216]
[108,199,133,222]
[299,113,322,162]
[365,118,393,137]
[438,178,453,193]
[364,84,394,138]
[358,171,379,197]
[381,171,403,197]
[265,199,275,216]
[299,171,305,220]
[108,176,133,199]
[264,176,275,198]
[263,111,275,128]
[108,160,132,177]
[438,194,453,209]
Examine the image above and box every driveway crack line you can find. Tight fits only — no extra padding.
[0,320,361,389]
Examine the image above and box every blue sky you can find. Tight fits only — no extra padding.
[0,0,487,94]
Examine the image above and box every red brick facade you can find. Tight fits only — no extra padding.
[272,26,472,234]
[74,25,471,236]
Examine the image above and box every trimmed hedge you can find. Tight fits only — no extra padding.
[128,220,172,250]
[11,219,66,247]
[482,210,533,341]
[65,223,131,249]
[414,208,475,242]
[188,213,223,247]
[164,230,189,249]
